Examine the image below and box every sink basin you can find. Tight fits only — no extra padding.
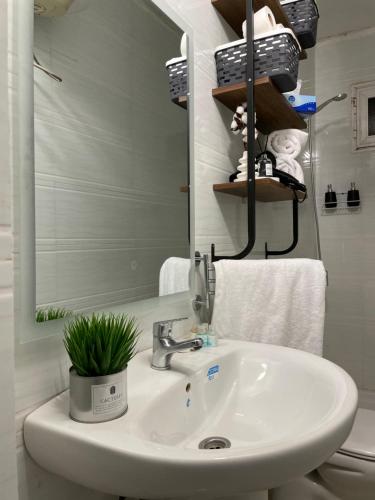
[24,340,357,499]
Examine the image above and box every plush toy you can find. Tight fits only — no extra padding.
[230,103,258,150]
[230,103,258,182]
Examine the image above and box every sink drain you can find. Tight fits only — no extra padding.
[199,436,231,450]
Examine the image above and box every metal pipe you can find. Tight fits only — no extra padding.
[307,117,322,260]
[316,93,347,113]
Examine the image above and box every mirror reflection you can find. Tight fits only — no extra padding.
[33,0,190,322]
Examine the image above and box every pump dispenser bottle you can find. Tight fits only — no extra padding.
[325,184,337,208]
[347,182,360,207]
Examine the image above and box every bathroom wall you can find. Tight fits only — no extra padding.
[312,27,375,390]
[0,2,19,499]
[34,1,189,313]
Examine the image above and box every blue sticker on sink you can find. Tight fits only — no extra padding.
[207,364,219,381]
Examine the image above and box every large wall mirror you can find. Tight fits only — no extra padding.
[32,0,191,322]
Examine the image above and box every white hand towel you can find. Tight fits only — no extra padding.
[212,259,326,356]
[277,155,304,184]
[159,257,190,296]
[268,129,308,159]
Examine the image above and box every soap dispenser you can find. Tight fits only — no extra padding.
[257,151,276,178]
[347,182,360,207]
[325,184,337,208]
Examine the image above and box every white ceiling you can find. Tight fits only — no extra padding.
[316,0,375,40]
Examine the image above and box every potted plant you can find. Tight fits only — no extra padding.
[63,313,140,423]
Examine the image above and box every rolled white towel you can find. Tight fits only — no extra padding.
[277,155,304,184]
[268,129,308,159]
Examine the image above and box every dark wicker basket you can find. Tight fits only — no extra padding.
[215,30,300,93]
[166,57,188,100]
[281,0,319,49]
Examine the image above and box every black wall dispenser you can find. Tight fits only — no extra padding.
[347,182,360,207]
[324,184,337,209]
[322,183,361,214]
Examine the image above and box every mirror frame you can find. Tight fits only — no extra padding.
[13,0,195,341]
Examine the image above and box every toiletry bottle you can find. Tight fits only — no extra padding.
[196,324,209,348]
[347,182,360,207]
[207,325,217,347]
[325,184,337,208]
[258,153,273,177]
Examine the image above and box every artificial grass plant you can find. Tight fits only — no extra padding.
[36,307,71,323]
[63,313,140,377]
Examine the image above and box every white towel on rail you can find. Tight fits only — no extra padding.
[159,257,190,296]
[211,259,326,356]
[268,129,308,159]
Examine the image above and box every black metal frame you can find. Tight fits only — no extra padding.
[211,0,256,263]
[265,197,299,259]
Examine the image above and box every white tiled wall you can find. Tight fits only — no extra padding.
[313,28,375,389]
[34,0,189,313]
[0,2,19,499]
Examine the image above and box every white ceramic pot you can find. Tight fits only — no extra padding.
[69,367,127,423]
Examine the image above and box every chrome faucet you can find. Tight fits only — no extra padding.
[151,317,203,370]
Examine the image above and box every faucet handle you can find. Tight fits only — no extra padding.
[153,317,188,338]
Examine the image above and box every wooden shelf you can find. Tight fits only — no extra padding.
[213,82,247,111]
[212,0,246,37]
[212,78,307,134]
[173,96,187,109]
[213,178,306,202]
[211,0,307,59]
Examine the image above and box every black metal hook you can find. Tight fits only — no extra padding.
[265,197,299,259]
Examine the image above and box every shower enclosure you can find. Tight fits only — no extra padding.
[307,93,348,260]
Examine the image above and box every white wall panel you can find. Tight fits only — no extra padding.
[0,0,18,498]
[313,29,375,389]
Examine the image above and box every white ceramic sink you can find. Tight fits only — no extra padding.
[24,340,357,499]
